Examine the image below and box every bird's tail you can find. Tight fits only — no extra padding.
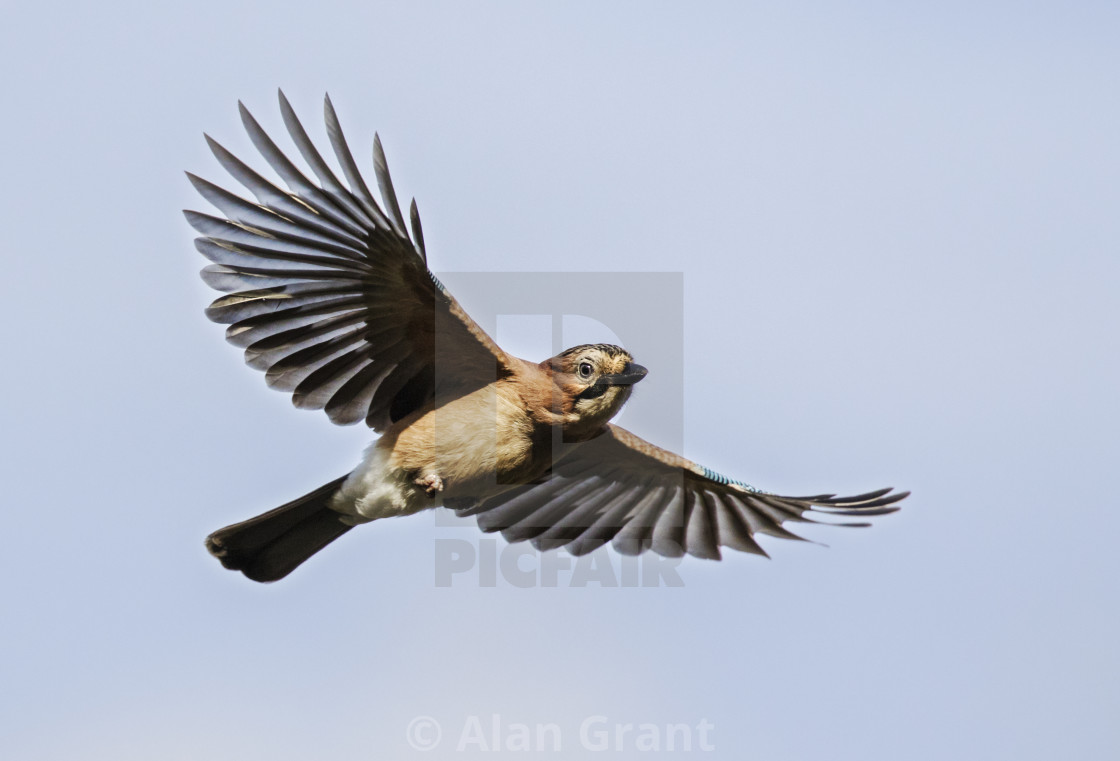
[205,475,353,582]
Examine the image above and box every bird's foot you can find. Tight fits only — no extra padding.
[415,473,444,496]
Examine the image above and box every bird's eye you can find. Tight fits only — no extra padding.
[578,362,594,379]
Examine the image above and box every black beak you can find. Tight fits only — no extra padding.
[599,362,648,387]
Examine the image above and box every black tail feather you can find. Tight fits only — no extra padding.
[205,475,353,582]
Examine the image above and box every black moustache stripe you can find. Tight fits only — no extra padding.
[579,384,610,400]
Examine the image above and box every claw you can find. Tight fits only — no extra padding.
[415,473,444,496]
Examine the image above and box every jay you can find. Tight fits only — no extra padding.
[187,93,908,582]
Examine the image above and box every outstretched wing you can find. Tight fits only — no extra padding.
[455,424,908,559]
[186,91,511,431]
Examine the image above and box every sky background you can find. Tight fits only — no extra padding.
[2,2,1118,759]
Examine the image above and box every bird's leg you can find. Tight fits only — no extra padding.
[414,472,444,496]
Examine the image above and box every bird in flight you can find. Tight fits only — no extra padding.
[187,91,907,582]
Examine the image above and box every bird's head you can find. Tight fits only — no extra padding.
[542,344,648,437]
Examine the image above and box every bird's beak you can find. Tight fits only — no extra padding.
[599,362,648,387]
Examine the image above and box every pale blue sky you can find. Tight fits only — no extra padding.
[2,2,1118,759]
